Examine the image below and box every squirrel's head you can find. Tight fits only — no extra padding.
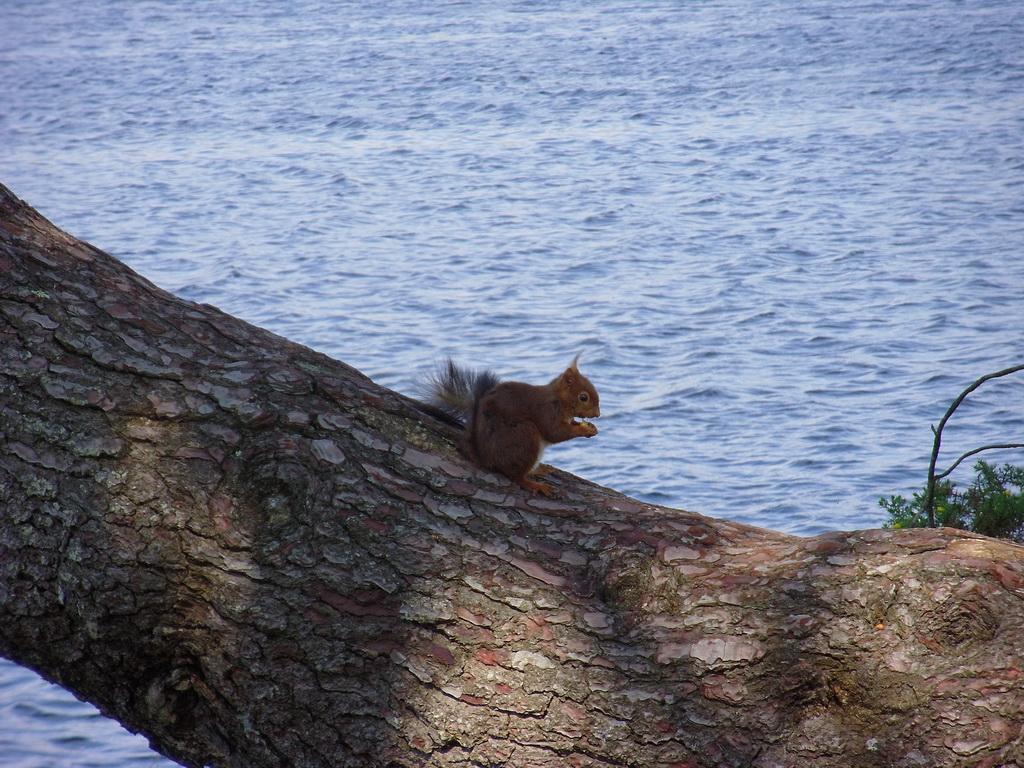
[557,353,600,419]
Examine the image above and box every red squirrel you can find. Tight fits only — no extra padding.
[423,355,601,495]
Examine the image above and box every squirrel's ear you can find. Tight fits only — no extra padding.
[561,353,582,383]
[569,352,582,372]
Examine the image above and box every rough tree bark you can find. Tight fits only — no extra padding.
[2,182,1023,768]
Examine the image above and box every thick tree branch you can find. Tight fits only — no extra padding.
[3,182,1024,767]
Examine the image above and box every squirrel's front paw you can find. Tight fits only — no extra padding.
[579,421,598,437]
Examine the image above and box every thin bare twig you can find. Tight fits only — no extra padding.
[925,363,1024,527]
[934,443,1024,481]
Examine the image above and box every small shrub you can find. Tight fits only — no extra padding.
[881,461,1024,542]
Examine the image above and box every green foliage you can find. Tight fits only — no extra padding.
[881,461,1024,542]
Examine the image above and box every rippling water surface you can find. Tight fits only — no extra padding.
[2,0,1023,763]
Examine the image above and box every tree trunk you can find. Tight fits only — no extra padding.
[2,182,1023,768]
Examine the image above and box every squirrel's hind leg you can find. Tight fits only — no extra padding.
[473,420,555,495]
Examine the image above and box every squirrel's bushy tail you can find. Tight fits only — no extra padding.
[420,358,500,425]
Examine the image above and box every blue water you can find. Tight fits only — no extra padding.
[2,0,1023,764]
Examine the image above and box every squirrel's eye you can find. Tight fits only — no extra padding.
[579,392,589,402]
